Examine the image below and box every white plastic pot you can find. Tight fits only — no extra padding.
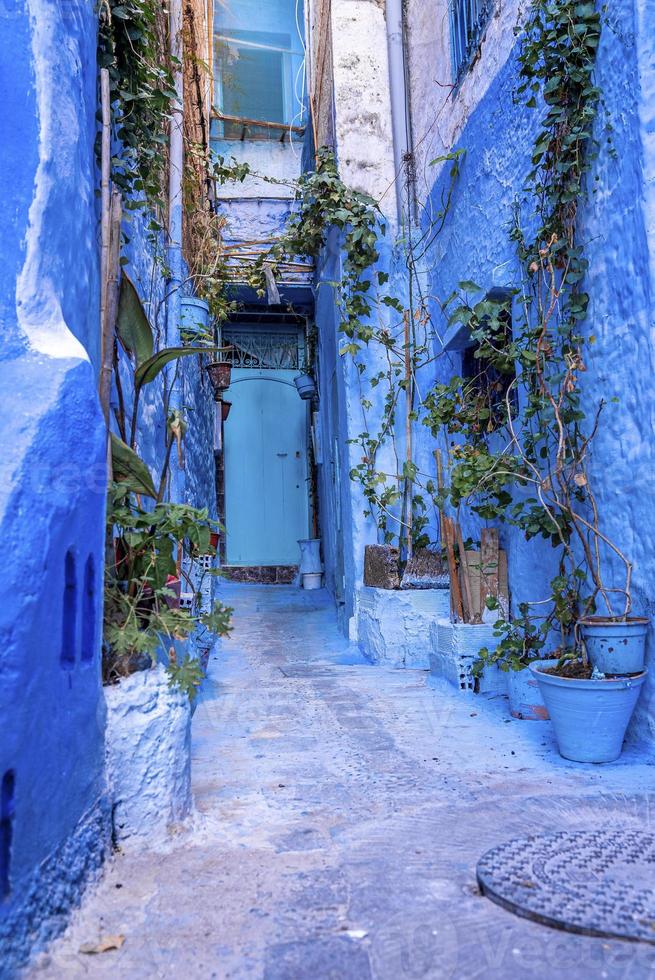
[302,572,323,590]
[298,538,322,574]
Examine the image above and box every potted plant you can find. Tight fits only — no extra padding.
[206,359,232,394]
[180,296,213,346]
[473,605,557,720]
[531,660,647,764]
[220,399,232,422]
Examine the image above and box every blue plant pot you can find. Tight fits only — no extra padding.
[294,374,316,400]
[530,665,647,763]
[508,659,558,720]
[578,617,649,675]
[180,296,210,340]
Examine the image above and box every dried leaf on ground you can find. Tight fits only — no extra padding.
[79,935,126,955]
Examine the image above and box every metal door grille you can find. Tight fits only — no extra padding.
[222,328,303,370]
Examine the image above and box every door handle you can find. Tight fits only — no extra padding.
[277,452,288,457]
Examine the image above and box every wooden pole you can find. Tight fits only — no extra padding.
[404,309,413,559]
[444,516,464,622]
[99,191,122,426]
[99,68,111,423]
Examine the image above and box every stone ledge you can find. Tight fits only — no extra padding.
[105,666,192,848]
[356,586,450,669]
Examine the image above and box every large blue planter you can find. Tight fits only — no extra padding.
[507,659,558,720]
[578,617,649,675]
[531,665,647,763]
[180,296,210,342]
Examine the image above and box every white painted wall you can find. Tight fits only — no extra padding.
[328,0,396,218]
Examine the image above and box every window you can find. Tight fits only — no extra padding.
[212,0,305,142]
[459,291,517,432]
[449,0,494,84]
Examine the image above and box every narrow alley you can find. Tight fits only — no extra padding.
[33,585,655,979]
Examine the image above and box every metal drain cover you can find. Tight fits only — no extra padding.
[477,830,655,943]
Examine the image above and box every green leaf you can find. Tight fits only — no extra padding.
[116,273,154,366]
[110,433,157,498]
[134,345,225,391]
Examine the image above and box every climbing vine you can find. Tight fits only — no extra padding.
[422,0,630,668]
[98,0,176,218]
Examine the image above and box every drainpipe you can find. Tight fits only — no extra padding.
[386,0,414,227]
[167,0,184,503]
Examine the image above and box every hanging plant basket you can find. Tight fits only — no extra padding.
[206,361,232,394]
[221,400,232,422]
[294,373,316,400]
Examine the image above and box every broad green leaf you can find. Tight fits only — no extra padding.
[111,433,157,498]
[134,345,226,391]
[116,273,154,366]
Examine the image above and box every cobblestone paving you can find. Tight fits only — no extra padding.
[33,585,655,979]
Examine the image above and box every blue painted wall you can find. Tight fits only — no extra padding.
[418,1,655,741]
[0,1,219,971]
[0,0,109,972]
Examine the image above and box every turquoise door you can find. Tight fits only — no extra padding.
[224,368,310,565]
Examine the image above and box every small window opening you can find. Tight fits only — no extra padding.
[0,770,15,900]
[212,0,306,144]
[81,554,96,662]
[449,0,494,84]
[61,550,77,669]
[460,292,517,433]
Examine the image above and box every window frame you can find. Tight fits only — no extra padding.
[448,0,495,87]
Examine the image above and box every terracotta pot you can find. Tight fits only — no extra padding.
[221,400,232,422]
[206,361,231,393]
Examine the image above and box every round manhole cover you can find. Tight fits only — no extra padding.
[477,830,655,944]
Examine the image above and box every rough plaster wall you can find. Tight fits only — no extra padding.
[330,0,396,211]
[105,667,192,847]
[214,141,303,200]
[416,3,655,743]
[112,211,217,518]
[405,0,524,207]
[357,587,450,668]
[0,0,110,971]
[314,228,419,634]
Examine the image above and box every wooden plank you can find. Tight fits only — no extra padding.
[480,527,500,612]
[444,517,464,622]
[465,549,483,623]
[455,522,473,624]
